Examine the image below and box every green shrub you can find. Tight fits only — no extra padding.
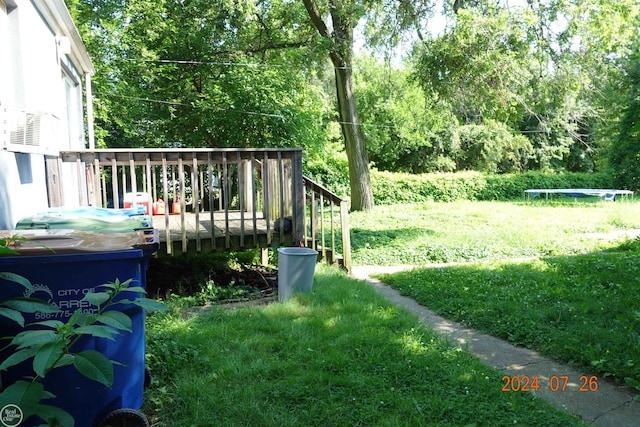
[371,170,487,203]
[479,172,615,200]
[371,170,616,204]
[303,139,351,198]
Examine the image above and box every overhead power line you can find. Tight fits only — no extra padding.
[107,93,286,119]
[121,57,293,68]
[118,57,357,70]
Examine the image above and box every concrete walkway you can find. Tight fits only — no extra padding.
[351,266,640,427]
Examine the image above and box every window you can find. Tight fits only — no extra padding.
[62,66,83,150]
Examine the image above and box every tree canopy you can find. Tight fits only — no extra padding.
[68,0,330,150]
[609,34,640,190]
[411,0,640,173]
[67,0,640,196]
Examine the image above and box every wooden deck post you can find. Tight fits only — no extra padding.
[192,154,201,252]
[263,152,272,245]
[111,158,119,209]
[207,152,216,250]
[161,155,172,255]
[291,150,304,245]
[100,167,107,207]
[44,156,63,207]
[340,199,352,273]
[129,152,136,203]
[120,163,126,207]
[75,157,84,206]
[179,156,187,253]
[145,156,152,199]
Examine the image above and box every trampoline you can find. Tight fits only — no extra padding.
[524,188,634,202]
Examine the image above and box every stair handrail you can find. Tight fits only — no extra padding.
[302,175,352,273]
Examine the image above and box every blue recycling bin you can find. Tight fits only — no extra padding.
[0,230,158,427]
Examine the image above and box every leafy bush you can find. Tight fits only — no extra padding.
[370,170,486,203]
[454,120,532,173]
[303,138,351,198]
[371,170,616,204]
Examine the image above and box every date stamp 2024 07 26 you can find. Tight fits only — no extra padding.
[502,375,599,393]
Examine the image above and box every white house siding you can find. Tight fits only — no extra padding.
[12,1,60,116]
[0,152,49,228]
[0,0,94,229]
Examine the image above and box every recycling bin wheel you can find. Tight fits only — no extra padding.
[97,408,150,427]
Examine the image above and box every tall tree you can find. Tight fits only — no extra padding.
[411,0,639,172]
[355,54,459,173]
[609,36,640,190]
[302,0,374,211]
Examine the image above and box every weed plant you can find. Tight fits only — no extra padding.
[165,278,263,308]
[144,266,585,426]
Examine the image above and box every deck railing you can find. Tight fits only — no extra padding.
[303,177,352,272]
[58,148,351,271]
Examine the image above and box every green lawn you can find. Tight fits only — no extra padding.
[144,199,639,424]
[376,249,640,392]
[348,200,640,265]
[350,201,640,392]
[145,266,586,426]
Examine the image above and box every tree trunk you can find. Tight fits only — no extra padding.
[302,0,374,211]
[333,58,374,211]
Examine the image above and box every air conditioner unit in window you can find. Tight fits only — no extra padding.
[2,107,59,153]
[9,111,41,146]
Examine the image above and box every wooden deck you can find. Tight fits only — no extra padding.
[55,148,352,271]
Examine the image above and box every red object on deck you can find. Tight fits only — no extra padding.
[171,201,181,214]
[152,199,165,215]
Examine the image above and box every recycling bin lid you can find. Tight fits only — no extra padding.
[37,206,147,217]
[0,229,158,255]
[15,213,153,232]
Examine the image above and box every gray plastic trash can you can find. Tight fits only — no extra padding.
[277,247,318,302]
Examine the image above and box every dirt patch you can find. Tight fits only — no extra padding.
[146,258,277,303]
